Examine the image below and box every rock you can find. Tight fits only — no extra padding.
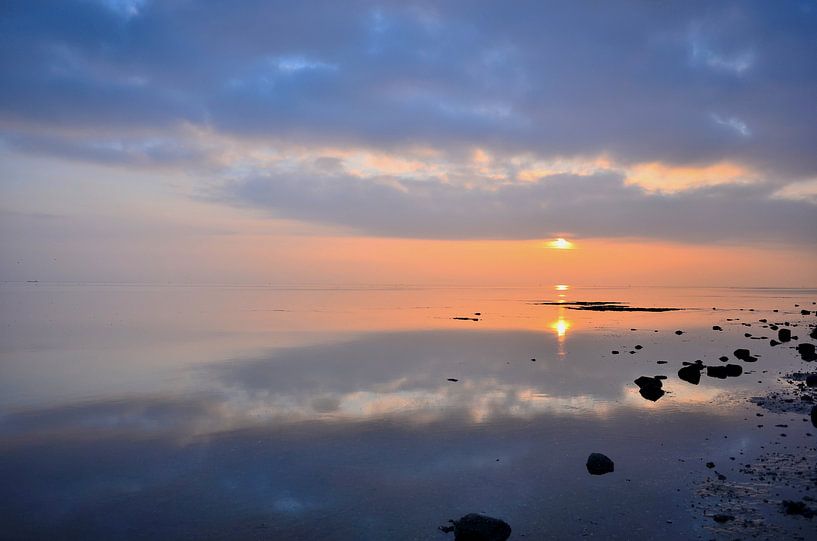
[713,514,735,523]
[634,376,665,401]
[812,405,817,428]
[634,344,643,350]
[801,310,811,315]
[611,350,620,355]
[706,462,715,468]
[725,364,743,377]
[712,325,723,331]
[706,366,728,379]
[782,500,816,518]
[719,356,729,362]
[806,374,817,387]
[770,339,780,347]
[811,327,817,340]
[797,343,816,361]
[447,378,459,382]
[734,348,757,362]
[439,514,512,541]
[778,328,792,342]
[586,453,615,475]
[678,364,703,385]
[675,330,684,335]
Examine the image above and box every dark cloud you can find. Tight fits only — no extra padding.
[223,171,817,244]
[1,1,816,173]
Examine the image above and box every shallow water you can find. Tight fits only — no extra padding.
[1,284,815,540]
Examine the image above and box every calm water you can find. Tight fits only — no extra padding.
[1,284,815,540]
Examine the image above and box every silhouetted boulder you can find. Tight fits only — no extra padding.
[797,343,816,361]
[778,328,792,342]
[734,348,757,362]
[712,325,722,331]
[439,514,512,541]
[707,366,728,379]
[678,364,703,385]
[586,453,614,475]
[812,405,817,428]
[806,374,817,387]
[634,376,665,401]
[725,364,743,377]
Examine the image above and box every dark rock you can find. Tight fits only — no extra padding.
[806,374,817,387]
[797,343,816,361]
[447,378,459,382]
[707,366,728,379]
[811,327,817,340]
[634,344,643,350]
[678,364,703,385]
[719,356,729,362]
[801,310,811,316]
[712,325,723,331]
[734,348,757,362]
[586,453,615,475]
[782,500,816,518]
[778,328,792,342]
[712,514,734,523]
[675,330,684,335]
[634,376,665,401]
[706,462,715,468]
[770,339,780,346]
[439,514,512,541]
[725,364,743,377]
[812,405,817,429]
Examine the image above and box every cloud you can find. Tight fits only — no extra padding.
[220,169,817,244]
[1,1,816,173]
[1,0,816,245]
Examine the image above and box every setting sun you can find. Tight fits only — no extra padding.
[548,238,574,249]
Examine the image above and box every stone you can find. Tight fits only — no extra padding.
[586,453,615,475]
[439,514,512,541]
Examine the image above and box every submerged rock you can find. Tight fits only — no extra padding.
[634,376,665,401]
[586,452,615,475]
[439,514,512,541]
[781,500,816,518]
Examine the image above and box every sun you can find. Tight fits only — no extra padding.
[548,238,574,249]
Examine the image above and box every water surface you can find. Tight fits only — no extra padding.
[1,284,815,540]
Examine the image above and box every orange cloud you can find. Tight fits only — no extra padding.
[625,161,755,192]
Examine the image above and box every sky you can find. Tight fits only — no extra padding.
[1,0,816,286]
